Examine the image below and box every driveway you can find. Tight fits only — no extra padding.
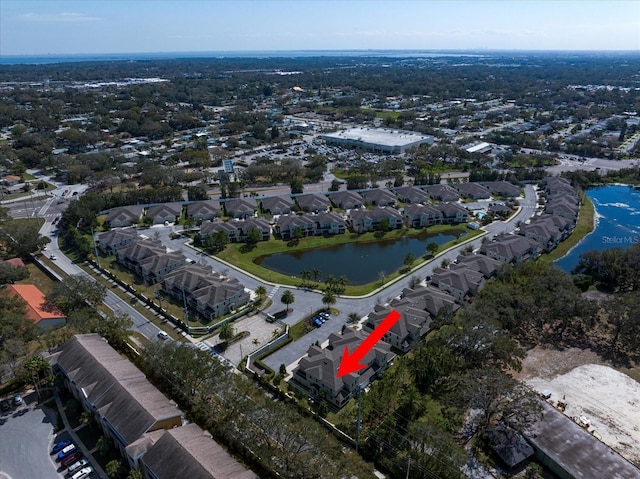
[0,393,63,479]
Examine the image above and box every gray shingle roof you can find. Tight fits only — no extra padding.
[140,424,257,479]
[54,334,182,446]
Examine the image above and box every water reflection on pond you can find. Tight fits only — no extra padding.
[255,231,463,285]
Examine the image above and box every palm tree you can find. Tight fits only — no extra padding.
[255,285,267,299]
[322,290,336,311]
[347,312,361,324]
[218,322,235,341]
[312,268,322,283]
[337,275,349,293]
[300,270,311,286]
[280,289,295,312]
[324,274,336,291]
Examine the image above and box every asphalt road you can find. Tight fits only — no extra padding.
[262,184,538,370]
[39,218,162,339]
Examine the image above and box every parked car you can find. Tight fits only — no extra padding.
[12,394,22,406]
[51,439,72,454]
[57,443,77,461]
[71,466,93,479]
[312,317,323,327]
[67,458,88,475]
[0,399,11,413]
[61,452,81,469]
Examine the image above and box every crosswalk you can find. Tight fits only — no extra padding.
[268,285,280,299]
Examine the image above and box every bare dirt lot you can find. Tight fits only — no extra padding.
[515,346,640,466]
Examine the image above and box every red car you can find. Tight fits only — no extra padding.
[61,452,81,469]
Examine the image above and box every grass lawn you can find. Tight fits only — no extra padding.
[20,259,57,295]
[216,225,481,296]
[540,193,595,263]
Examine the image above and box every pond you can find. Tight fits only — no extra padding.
[555,184,640,272]
[255,231,463,285]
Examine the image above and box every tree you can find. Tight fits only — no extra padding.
[0,262,29,285]
[46,275,107,314]
[322,290,336,311]
[246,228,262,246]
[329,179,342,192]
[290,178,304,195]
[300,269,311,286]
[218,322,235,341]
[255,285,267,300]
[105,459,123,479]
[426,242,439,256]
[205,231,229,253]
[97,435,112,456]
[379,218,390,232]
[0,220,50,257]
[347,312,361,324]
[95,311,133,349]
[312,268,322,283]
[404,252,415,267]
[280,289,295,312]
[408,275,421,289]
[127,471,143,479]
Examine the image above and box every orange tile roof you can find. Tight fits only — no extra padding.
[4,258,26,268]
[7,284,65,324]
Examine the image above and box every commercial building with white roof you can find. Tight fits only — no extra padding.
[321,127,433,154]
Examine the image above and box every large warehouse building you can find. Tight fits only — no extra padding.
[321,127,434,154]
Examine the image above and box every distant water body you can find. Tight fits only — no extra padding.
[555,184,640,272]
[0,50,483,65]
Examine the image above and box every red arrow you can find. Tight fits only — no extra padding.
[337,309,401,378]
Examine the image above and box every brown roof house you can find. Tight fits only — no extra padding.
[260,195,294,216]
[454,182,491,200]
[402,203,443,228]
[130,423,257,479]
[295,193,330,213]
[200,220,239,243]
[328,190,364,210]
[363,303,431,353]
[96,228,138,256]
[394,186,430,204]
[422,184,460,202]
[360,188,396,207]
[292,329,394,408]
[479,234,541,264]
[438,203,469,224]
[147,202,183,225]
[313,211,346,236]
[51,334,184,459]
[223,198,258,219]
[187,201,220,222]
[400,285,459,317]
[348,206,403,233]
[105,206,145,228]
[481,181,521,198]
[431,265,485,301]
[275,214,317,240]
[233,217,271,242]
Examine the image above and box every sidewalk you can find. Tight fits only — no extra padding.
[54,392,108,479]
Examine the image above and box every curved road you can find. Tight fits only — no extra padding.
[38,184,537,367]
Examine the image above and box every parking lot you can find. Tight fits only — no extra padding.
[0,392,63,479]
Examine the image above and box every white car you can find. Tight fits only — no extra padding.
[71,466,93,479]
[67,458,89,475]
[50,255,57,260]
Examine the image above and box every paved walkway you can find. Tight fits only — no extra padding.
[53,393,108,479]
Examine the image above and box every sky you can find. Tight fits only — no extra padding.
[1,1,639,56]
